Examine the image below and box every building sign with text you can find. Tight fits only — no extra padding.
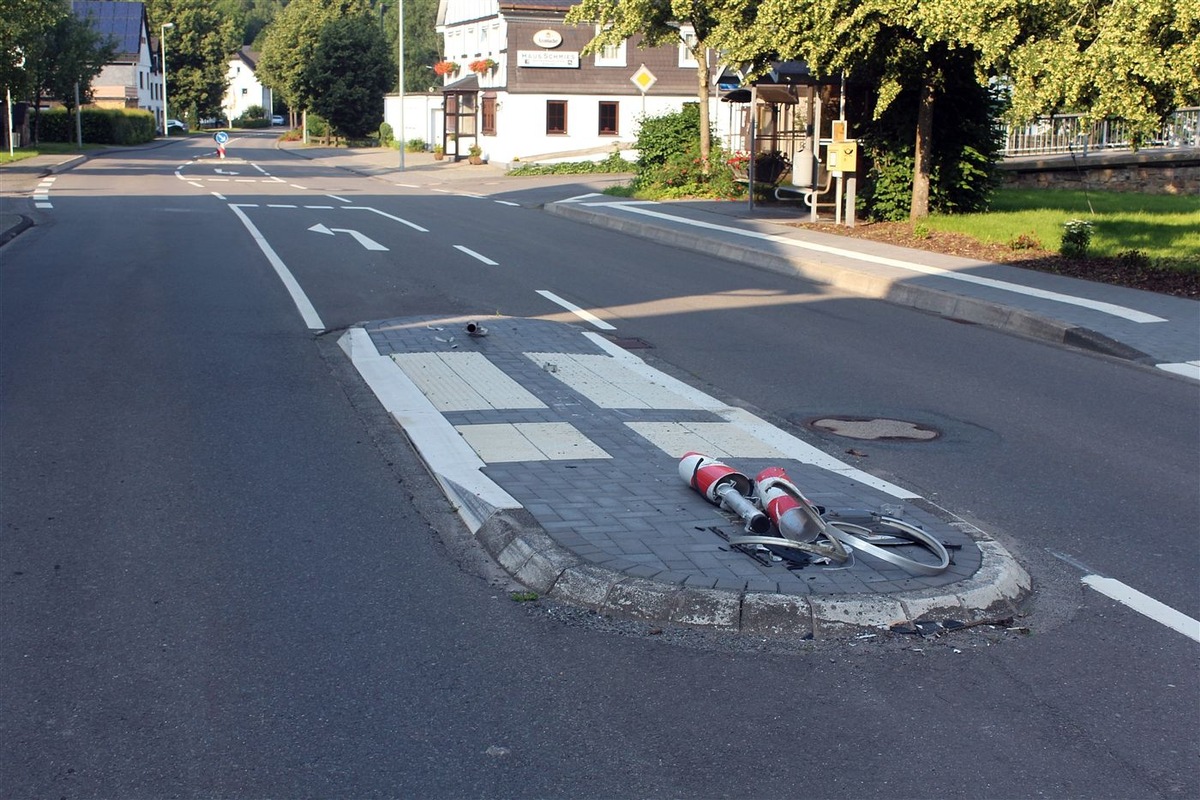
[517,50,579,68]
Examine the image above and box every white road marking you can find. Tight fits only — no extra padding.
[1082,575,1200,643]
[560,192,604,203]
[326,194,351,203]
[35,202,52,208]
[494,200,520,207]
[290,184,307,190]
[344,206,428,232]
[235,179,256,183]
[593,202,1168,324]
[394,182,420,188]
[210,178,229,182]
[536,289,616,330]
[228,204,324,331]
[338,328,520,533]
[307,223,388,251]
[582,331,917,497]
[252,164,268,174]
[215,168,239,175]
[188,182,203,188]
[268,204,297,208]
[304,205,334,209]
[1158,361,1200,380]
[454,245,498,265]
[211,192,226,200]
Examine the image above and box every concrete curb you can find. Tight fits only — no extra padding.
[474,507,1031,639]
[0,214,33,247]
[545,202,1152,364]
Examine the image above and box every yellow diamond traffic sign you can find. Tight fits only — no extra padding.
[630,64,657,93]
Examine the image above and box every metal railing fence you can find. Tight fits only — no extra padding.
[1002,108,1199,156]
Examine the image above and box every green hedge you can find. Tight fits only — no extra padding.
[38,107,156,145]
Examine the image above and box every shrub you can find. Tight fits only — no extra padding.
[1008,232,1043,250]
[37,107,155,145]
[405,137,426,153]
[634,103,702,178]
[1061,219,1093,257]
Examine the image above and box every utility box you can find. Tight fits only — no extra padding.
[827,140,858,173]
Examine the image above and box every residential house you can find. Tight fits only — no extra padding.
[396,0,719,164]
[72,0,163,126]
[223,47,273,124]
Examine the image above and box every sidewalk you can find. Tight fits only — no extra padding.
[5,143,1195,636]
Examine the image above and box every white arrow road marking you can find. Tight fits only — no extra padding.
[308,223,389,251]
[214,168,240,175]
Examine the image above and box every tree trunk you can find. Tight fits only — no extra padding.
[910,77,935,220]
[696,53,711,173]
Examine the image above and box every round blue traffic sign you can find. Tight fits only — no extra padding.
[214,131,229,145]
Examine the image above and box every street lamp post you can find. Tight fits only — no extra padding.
[398,0,405,171]
[160,22,174,136]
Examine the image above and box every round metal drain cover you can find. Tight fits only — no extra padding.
[810,416,940,441]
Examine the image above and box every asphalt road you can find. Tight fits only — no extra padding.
[2,133,1196,798]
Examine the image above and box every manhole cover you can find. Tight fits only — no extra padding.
[809,416,940,441]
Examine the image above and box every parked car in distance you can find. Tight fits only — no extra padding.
[271,114,285,126]
[166,119,187,134]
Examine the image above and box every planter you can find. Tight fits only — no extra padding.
[468,155,483,165]
[433,151,445,161]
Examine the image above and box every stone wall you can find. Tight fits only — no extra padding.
[997,149,1200,195]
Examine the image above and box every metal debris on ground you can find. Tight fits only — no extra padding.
[681,453,952,576]
[890,616,1017,637]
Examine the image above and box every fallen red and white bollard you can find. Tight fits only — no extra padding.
[678,451,770,534]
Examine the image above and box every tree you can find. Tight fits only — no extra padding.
[305,15,393,138]
[2,0,66,125]
[27,12,118,142]
[257,0,371,113]
[995,0,1199,143]
[379,0,440,93]
[153,0,237,124]
[734,0,1197,218]
[565,0,757,170]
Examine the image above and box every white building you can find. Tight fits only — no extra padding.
[73,0,163,125]
[385,0,717,164]
[223,47,273,123]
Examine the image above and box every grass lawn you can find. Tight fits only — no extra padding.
[926,188,1200,264]
[0,141,109,165]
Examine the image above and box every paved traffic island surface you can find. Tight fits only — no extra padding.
[342,315,1030,637]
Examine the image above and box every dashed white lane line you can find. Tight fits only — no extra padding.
[590,202,1168,324]
[1082,575,1200,643]
[537,289,616,330]
[454,245,498,265]
[290,184,307,190]
[268,204,297,208]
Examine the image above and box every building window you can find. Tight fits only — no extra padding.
[242,87,248,95]
[678,26,700,68]
[598,101,618,135]
[546,100,567,134]
[594,28,626,67]
[482,96,496,135]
